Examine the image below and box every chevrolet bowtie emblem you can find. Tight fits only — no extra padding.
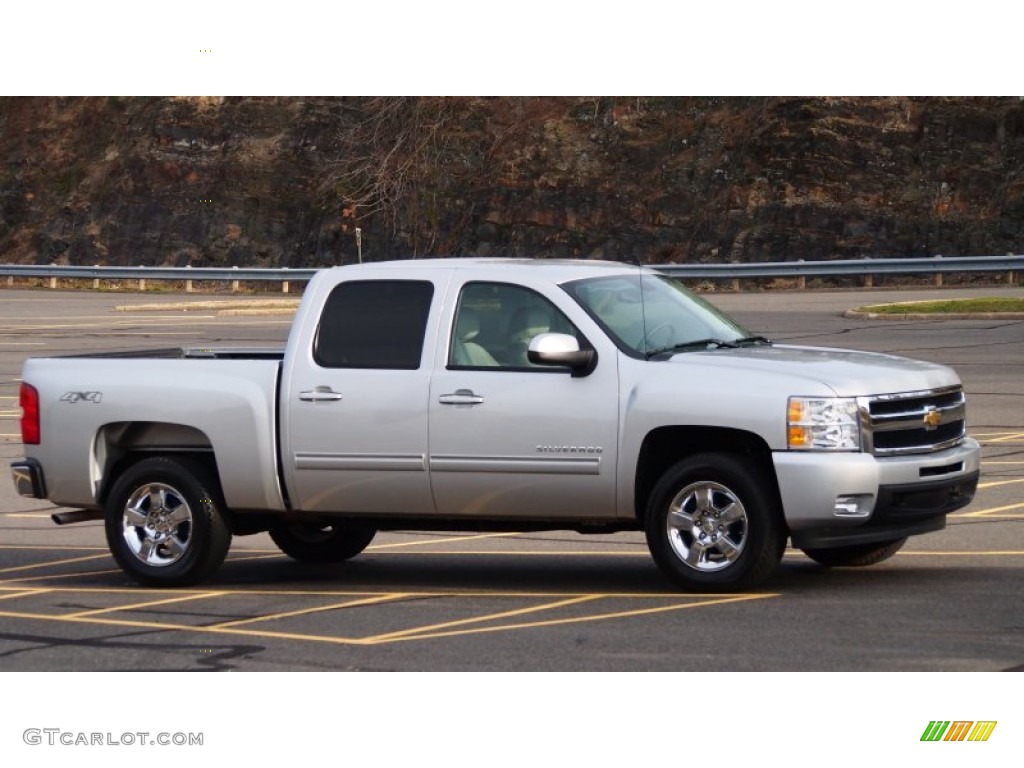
[923,407,942,429]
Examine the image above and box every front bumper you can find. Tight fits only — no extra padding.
[773,437,981,549]
[11,459,46,499]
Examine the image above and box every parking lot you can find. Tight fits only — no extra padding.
[0,284,1021,671]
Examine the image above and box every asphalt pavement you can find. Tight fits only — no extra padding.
[0,284,1021,671]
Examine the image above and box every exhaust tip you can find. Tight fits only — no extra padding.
[51,509,104,526]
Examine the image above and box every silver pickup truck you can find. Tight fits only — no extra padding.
[10,259,980,590]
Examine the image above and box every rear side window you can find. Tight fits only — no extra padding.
[314,280,434,369]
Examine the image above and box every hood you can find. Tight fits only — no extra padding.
[664,344,961,397]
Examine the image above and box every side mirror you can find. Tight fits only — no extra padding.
[527,333,595,375]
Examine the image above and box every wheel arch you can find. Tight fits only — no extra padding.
[634,425,783,526]
[93,421,218,505]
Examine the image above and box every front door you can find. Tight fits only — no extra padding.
[429,280,619,520]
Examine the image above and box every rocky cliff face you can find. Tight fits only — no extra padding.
[1,96,1022,268]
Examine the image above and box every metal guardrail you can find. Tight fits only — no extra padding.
[0,264,319,281]
[657,254,1023,279]
[0,255,1020,291]
[0,264,318,293]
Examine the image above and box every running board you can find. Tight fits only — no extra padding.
[51,509,104,526]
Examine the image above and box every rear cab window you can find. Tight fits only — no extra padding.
[314,280,434,369]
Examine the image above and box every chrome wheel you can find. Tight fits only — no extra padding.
[646,454,784,591]
[106,456,231,586]
[665,480,749,572]
[121,482,193,567]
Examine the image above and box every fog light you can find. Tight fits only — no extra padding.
[833,494,873,518]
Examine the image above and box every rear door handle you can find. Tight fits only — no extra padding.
[299,386,343,402]
[438,388,484,405]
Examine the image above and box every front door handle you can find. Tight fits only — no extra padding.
[438,388,484,406]
[299,386,343,402]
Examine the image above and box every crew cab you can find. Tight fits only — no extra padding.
[10,259,981,590]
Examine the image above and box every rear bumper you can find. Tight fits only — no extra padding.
[11,459,46,499]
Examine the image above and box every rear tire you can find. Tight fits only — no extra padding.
[104,456,231,587]
[801,537,907,567]
[269,522,377,563]
[645,453,785,592]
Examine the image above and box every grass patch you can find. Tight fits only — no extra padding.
[859,297,1024,315]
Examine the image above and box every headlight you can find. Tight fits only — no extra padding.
[788,397,861,451]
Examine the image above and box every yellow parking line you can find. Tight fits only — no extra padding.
[208,593,411,629]
[379,550,649,557]
[368,532,524,550]
[0,584,692,599]
[896,550,1024,556]
[982,432,1024,443]
[0,553,111,574]
[0,588,51,601]
[953,502,1024,517]
[977,477,1024,489]
[5,513,58,518]
[0,567,123,584]
[0,592,780,648]
[0,609,374,646]
[64,591,228,619]
[0,545,107,551]
[367,593,780,645]
[218,553,292,568]
[366,594,604,642]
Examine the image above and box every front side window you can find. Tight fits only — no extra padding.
[315,280,434,369]
[449,282,581,370]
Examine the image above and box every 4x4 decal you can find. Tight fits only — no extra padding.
[60,391,103,404]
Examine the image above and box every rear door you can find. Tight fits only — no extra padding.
[281,275,441,515]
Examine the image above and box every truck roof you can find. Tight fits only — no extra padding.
[327,258,656,284]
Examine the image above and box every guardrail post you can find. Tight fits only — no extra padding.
[861,257,873,288]
[934,255,943,287]
[185,265,193,293]
[138,266,146,292]
[231,265,240,293]
[92,264,100,290]
[6,275,13,287]
[282,267,289,294]
[797,259,806,290]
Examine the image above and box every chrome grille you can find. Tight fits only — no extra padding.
[859,386,967,456]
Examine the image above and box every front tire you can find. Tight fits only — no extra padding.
[104,456,232,587]
[269,522,377,563]
[801,537,907,567]
[645,453,785,592]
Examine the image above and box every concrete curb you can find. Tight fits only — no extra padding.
[845,309,1024,320]
[115,300,300,313]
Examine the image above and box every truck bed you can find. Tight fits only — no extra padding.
[55,346,286,360]
[20,352,286,513]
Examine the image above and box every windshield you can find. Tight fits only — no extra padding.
[562,273,755,358]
